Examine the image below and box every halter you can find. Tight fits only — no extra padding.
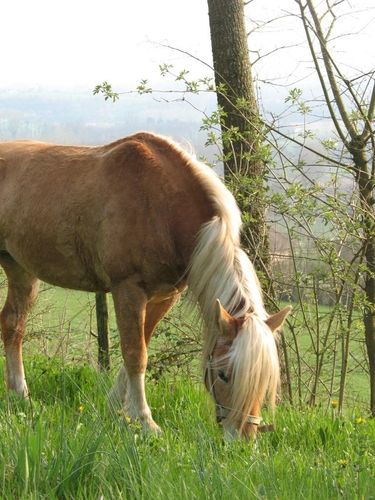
[204,354,262,427]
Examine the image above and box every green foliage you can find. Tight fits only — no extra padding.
[159,64,214,94]
[136,79,152,95]
[285,87,311,114]
[349,107,369,133]
[285,88,303,104]
[321,138,338,151]
[92,81,119,102]
[159,63,173,76]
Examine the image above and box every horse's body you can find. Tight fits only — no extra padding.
[0,132,289,438]
[0,134,211,292]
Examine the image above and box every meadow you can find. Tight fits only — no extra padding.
[0,284,374,499]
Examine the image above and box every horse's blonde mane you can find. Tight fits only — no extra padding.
[143,133,279,429]
[182,150,279,429]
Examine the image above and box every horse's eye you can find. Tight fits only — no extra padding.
[218,370,229,383]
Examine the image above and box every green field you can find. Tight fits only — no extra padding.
[0,284,374,498]
[0,361,374,499]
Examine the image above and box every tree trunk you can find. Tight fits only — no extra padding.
[207,0,269,274]
[351,139,375,416]
[96,292,110,371]
[362,205,375,416]
[364,265,375,416]
[207,0,291,402]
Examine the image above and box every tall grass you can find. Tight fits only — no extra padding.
[0,279,374,497]
[0,358,374,499]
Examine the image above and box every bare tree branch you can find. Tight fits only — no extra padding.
[250,44,302,66]
[303,0,358,139]
[296,0,349,145]
[361,81,375,142]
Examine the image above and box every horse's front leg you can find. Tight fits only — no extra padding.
[110,277,160,433]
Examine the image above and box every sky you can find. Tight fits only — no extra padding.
[1,0,373,93]
[0,0,212,90]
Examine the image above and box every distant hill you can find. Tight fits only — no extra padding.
[0,88,218,158]
[0,87,345,184]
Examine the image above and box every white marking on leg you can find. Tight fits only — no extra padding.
[126,371,161,433]
[6,345,28,397]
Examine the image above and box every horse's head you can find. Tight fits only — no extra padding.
[204,300,291,439]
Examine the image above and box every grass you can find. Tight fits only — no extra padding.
[0,358,374,499]
[0,280,374,498]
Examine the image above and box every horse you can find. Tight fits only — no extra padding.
[0,131,290,439]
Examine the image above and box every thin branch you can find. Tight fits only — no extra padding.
[265,119,349,168]
[159,43,214,73]
[246,14,292,36]
[361,81,375,142]
[304,0,358,139]
[251,44,303,66]
[306,1,375,149]
[296,0,350,145]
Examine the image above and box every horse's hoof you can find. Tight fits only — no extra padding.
[145,420,162,435]
[136,415,162,435]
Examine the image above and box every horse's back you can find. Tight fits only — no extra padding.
[0,134,215,294]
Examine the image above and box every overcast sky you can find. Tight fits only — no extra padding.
[1,0,373,92]
[0,0,212,90]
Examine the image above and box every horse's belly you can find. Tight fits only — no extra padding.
[3,236,110,292]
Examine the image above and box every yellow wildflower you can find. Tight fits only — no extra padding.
[355,416,365,424]
[331,400,338,409]
[78,404,84,413]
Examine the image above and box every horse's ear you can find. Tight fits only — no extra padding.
[215,299,237,339]
[214,298,222,323]
[266,306,292,335]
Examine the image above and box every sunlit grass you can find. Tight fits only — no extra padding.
[0,359,374,499]
[0,280,374,497]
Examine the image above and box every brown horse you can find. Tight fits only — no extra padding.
[0,132,290,438]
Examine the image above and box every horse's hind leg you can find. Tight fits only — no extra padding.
[144,293,180,345]
[0,256,39,397]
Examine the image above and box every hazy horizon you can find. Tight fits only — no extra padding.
[1,0,373,154]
